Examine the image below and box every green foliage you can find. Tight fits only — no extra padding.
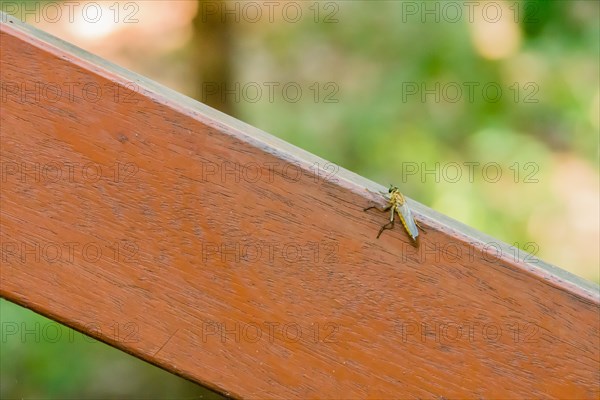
[236,0,599,282]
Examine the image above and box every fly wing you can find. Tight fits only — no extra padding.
[396,202,419,241]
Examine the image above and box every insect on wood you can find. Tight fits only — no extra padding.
[364,185,424,247]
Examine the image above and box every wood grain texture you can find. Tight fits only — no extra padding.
[1,13,599,399]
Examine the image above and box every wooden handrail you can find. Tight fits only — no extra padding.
[1,12,598,399]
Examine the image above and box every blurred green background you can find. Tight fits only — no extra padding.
[1,0,598,398]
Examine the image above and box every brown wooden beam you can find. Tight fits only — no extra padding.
[1,13,598,399]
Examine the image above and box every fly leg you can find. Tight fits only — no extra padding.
[415,220,427,234]
[376,208,396,238]
[363,205,392,213]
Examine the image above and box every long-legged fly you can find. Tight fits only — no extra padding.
[364,185,425,247]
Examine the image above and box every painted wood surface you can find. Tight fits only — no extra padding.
[1,14,598,399]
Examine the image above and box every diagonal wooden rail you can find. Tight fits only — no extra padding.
[1,12,598,399]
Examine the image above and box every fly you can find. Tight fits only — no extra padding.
[364,185,425,247]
